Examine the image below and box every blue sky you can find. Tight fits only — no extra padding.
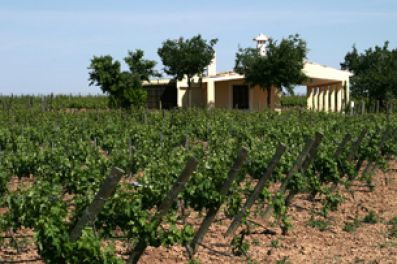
[1,0,397,95]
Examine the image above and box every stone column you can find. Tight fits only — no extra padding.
[329,85,335,112]
[324,86,329,112]
[313,87,318,111]
[307,87,313,110]
[249,86,254,111]
[318,86,324,111]
[207,79,215,109]
[176,78,188,108]
[345,80,350,108]
[336,83,343,112]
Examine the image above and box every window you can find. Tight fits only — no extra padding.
[233,85,249,109]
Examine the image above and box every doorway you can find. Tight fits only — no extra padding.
[233,85,249,109]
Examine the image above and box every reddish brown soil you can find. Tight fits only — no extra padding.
[1,161,397,263]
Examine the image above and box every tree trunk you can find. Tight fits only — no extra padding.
[267,86,272,109]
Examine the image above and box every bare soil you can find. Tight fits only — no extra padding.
[1,161,397,263]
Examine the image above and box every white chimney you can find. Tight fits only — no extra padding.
[207,53,216,76]
[254,33,270,56]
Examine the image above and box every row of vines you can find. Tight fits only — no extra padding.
[0,104,396,263]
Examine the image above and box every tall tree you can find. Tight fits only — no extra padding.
[89,50,160,108]
[341,42,397,103]
[158,35,217,106]
[234,34,307,108]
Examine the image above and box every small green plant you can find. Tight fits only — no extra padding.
[270,239,279,248]
[321,192,343,217]
[387,216,397,238]
[272,193,291,235]
[281,216,292,235]
[231,231,250,256]
[247,258,259,264]
[389,227,397,239]
[362,211,378,224]
[352,256,365,263]
[344,211,378,233]
[343,218,361,233]
[251,238,261,246]
[188,259,201,264]
[387,216,397,226]
[308,216,330,231]
[276,256,291,264]
[266,239,279,256]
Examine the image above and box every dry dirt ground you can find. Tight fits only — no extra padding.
[1,161,397,264]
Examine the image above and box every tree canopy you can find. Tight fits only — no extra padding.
[158,34,217,88]
[89,50,159,108]
[341,42,397,102]
[234,34,307,108]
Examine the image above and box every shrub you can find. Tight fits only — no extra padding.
[280,95,307,108]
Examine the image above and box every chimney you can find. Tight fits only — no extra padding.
[207,53,216,76]
[254,33,270,56]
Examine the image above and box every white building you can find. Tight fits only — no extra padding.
[144,34,352,112]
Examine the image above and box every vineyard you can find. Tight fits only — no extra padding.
[0,98,397,263]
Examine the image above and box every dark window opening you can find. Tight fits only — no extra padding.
[233,85,249,109]
[146,81,177,109]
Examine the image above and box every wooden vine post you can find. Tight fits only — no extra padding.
[362,127,392,179]
[127,157,198,264]
[188,147,249,256]
[258,136,316,221]
[330,133,352,191]
[335,134,352,161]
[225,143,286,237]
[346,128,367,181]
[355,128,380,173]
[301,132,324,172]
[286,132,324,205]
[346,129,368,162]
[69,167,125,242]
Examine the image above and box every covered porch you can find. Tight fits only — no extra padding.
[303,62,352,112]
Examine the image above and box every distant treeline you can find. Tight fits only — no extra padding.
[0,95,108,110]
[2,94,309,110]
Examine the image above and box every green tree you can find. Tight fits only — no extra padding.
[341,42,397,104]
[234,34,307,109]
[158,34,217,106]
[89,50,159,108]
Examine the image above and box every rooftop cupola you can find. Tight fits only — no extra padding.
[253,33,270,56]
